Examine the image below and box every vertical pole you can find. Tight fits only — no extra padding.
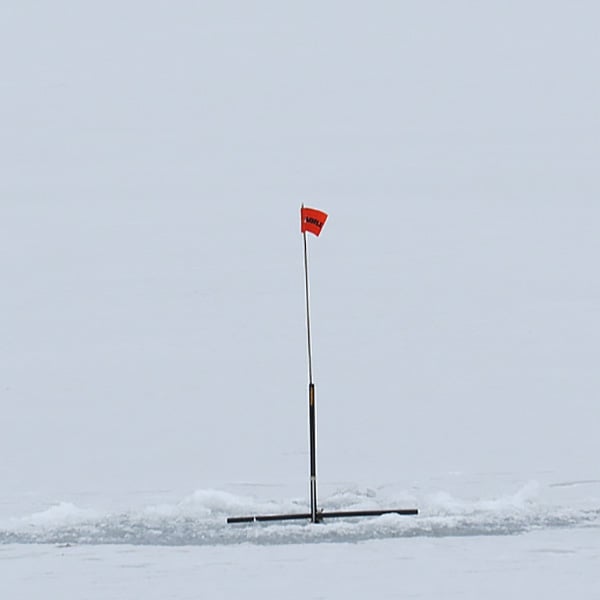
[309,382,317,523]
[302,228,319,523]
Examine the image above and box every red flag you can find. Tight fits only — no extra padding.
[301,206,328,237]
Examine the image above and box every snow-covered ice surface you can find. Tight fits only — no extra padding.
[2,1,600,598]
[2,478,600,598]
[1,528,599,600]
[2,478,600,546]
[2,475,600,599]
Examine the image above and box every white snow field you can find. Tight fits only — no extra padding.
[1,529,599,599]
[1,1,599,598]
[1,477,600,598]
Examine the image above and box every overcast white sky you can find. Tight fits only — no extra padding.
[1,1,599,498]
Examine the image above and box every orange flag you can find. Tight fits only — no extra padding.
[301,206,328,237]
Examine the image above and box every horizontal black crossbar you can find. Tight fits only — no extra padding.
[227,508,418,524]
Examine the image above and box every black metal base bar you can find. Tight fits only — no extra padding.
[321,508,418,519]
[227,508,418,524]
[228,512,312,524]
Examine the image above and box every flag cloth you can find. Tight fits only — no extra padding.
[301,206,328,236]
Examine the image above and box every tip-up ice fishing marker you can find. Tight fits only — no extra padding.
[227,207,418,524]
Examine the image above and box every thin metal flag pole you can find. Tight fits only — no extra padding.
[302,224,319,524]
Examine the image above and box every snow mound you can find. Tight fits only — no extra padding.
[1,484,598,546]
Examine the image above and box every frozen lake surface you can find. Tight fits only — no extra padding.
[2,475,599,598]
[2,477,600,546]
[2,528,599,600]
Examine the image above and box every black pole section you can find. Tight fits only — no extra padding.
[309,382,318,523]
[302,226,319,523]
